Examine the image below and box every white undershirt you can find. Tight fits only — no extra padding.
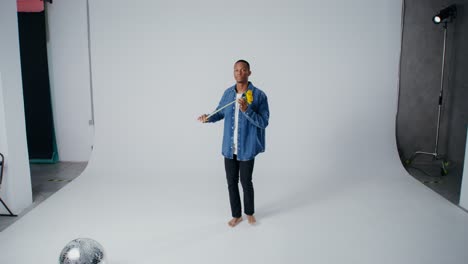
[233,93,243,155]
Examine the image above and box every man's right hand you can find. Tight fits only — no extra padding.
[197,114,209,123]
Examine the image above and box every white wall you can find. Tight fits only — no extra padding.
[0,74,8,159]
[0,0,32,214]
[46,0,93,162]
[460,127,468,210]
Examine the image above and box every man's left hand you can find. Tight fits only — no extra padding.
[238,98,248,112]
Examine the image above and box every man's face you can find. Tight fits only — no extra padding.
[234,62,251,83]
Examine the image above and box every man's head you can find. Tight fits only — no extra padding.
[234,59,251,84]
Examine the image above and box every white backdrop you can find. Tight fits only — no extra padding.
[46,0,94,161]
[89,0,403,174]
[1,0,467,263]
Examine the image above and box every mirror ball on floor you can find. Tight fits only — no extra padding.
[59,238,106,264]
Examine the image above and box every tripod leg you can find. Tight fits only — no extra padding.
[405,152,423,166]
[0,197,17,217]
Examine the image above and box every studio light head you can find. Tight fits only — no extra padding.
[433,5,457,24]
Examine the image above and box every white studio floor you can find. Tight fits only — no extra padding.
[0,160,467,264]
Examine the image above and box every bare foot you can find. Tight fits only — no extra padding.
[228,217,243,227]
[247,215,256,225]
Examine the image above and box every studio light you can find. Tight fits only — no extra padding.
[433,4,457,24]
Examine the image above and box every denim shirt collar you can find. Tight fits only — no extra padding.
[230,81,255,94]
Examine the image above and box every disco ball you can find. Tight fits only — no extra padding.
[59,238,106,264]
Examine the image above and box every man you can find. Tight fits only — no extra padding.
[198,60,270,227]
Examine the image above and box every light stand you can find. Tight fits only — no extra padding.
[406,5,457,176]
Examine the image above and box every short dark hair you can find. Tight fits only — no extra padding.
[236,59,250,70]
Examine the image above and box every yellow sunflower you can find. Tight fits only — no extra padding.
[245,90,253,104]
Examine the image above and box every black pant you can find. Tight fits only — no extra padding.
[224,155,255,218]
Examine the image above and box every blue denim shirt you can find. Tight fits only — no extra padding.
[208,82,270,161]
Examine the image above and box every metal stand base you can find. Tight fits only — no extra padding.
[405,151,449,176]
